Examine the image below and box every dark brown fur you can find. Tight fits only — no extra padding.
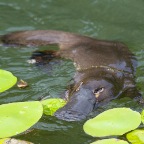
[0,30,140,121]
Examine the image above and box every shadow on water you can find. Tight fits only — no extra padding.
[0,0,144,143]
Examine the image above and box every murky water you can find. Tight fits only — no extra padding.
[0,0,144,143]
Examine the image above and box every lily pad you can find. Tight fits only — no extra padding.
[0,101,43,138]
[90,138,129,144]
[0,138,8,144]
[0,69,17,92]
[83,108,141,137]
[126,129,144,144]
[41,98,66,116]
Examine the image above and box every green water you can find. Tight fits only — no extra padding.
[0,0,144,143]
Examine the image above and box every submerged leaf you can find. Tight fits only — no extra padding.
[0,101,43,138]
[90,138,129,144]
[126,129,144,144]
[83,108,141,137]
[41,98,66,116]
[0,69,17,92]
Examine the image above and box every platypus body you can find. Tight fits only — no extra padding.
[0,30,140,121]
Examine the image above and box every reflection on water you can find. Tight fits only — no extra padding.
[0,0,144,144]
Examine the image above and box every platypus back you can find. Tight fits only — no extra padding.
[0,30,136,73]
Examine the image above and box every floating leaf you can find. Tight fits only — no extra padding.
[0,69,17,92]
[0,101,43,138]
[17,79,28,88]
[0,138,33,144]
[41,98,66,116]
[83,108,141,137]
[126,129,144,144]
[0,138,8,144]
[90,138,129,144]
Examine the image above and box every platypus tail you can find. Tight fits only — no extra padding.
[0,30,127,50]
[0,30,91,49]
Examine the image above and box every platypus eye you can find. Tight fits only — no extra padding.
[93,87,104,94]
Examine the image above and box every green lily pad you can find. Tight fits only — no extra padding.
[41,98,66,116]
[0,101,43,138]
[126,129,144,144]
[0,69,17,92]
[0,138,8,144]
[90,138,129,144]
[83,108,141,137]
[0,138,33,144]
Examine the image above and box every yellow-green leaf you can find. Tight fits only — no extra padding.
[41,98,66,116]
[0,101,43,138]
[91,138,129,144]
[0,69,17,92]
[83,108,141,137]
[126,129,144,144]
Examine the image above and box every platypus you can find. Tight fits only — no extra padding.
[0,30,140,121]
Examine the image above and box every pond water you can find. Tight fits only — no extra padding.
[0,0,144,144]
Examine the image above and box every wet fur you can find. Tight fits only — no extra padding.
[0,30,141,121]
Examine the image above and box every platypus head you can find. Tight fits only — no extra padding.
[55,69,123,121]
